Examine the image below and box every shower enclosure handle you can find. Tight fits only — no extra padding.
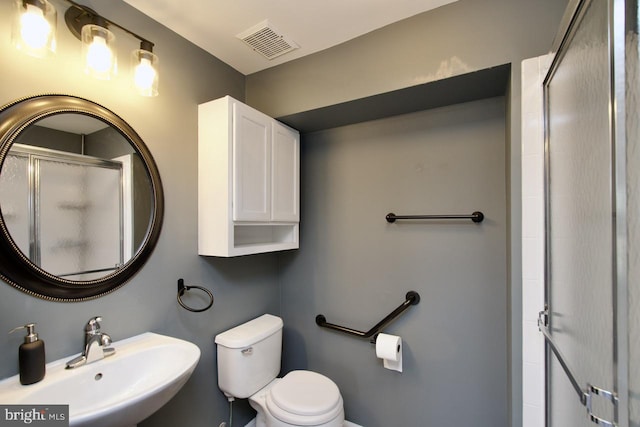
[538,309,618,426]
[585,385,618,427]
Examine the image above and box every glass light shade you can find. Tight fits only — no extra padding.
[81,24,117,80]
[132,49,159,97]
[12,0,57,57]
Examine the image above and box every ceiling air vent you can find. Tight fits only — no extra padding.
[237,20,299,60]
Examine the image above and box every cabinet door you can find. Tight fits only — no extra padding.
[271,122,299,222]
[232,102,271,221]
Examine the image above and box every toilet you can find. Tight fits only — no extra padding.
[215,314,345,427]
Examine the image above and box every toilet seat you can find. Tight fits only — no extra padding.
[266,371,343,425]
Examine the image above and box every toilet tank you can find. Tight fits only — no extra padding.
[215,314,283,399]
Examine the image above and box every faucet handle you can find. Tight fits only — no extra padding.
[85,316,103,333]
[101,333,112,347]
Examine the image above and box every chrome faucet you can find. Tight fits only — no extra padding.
[66,316,116,369]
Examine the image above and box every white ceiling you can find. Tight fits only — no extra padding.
[36,115,108,134]
[122,0,458,75]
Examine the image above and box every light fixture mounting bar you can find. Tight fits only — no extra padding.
[63,0,154,50]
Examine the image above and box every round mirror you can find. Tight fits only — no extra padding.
[0,95,164,301]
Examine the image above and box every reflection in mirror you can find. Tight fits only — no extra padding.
[0,95,163,301]
[0,114,152,281]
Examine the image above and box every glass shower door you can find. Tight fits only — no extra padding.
[543,0,631,426]
[0,152,29,254]
[0,145,126,282]
[37,156,123,280]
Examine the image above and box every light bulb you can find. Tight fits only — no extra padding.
[134,57,156,91]
[12,0,56,57]
[82,24,116,80]
[86,36,112,74]
[132,47,159,96]
[20,4,51,50]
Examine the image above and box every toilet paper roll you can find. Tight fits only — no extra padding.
[375,333,402,372]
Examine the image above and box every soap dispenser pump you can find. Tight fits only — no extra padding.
[9,323,46,385]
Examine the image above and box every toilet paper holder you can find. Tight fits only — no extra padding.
[315,291,420,343]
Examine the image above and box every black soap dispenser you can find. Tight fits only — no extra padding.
[10,323,46,385]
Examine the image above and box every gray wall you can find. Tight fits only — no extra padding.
[0,1,269,426]
[18,126,83,153]
[247,1,568,425]
[279,97,507,426]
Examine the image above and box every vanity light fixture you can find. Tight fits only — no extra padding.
[64,1,158,95]
[11,0,57,57]
[12,0,160,96]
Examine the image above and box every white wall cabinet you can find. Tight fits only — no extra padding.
[198,96,299,257]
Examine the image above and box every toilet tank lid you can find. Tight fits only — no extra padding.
[215,314,283,348]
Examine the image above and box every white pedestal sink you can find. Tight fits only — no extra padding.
[0,332,201,427]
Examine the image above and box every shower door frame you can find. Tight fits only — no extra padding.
[7,143,126,278]
[542,0,630,426]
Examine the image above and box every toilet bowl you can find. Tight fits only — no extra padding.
[250,371,344,427]
[215,314,345,427]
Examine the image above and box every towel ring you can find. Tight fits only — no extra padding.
[177,278,214,312]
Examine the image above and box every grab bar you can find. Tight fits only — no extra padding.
[538,308,618,427]
[316,291,420,343]
[385,211,484,223]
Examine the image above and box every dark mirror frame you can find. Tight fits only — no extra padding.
[0,94,164,301]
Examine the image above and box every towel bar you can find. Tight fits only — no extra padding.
[385,211,484,223]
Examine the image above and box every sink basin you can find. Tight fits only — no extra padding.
[0,332,200,427]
